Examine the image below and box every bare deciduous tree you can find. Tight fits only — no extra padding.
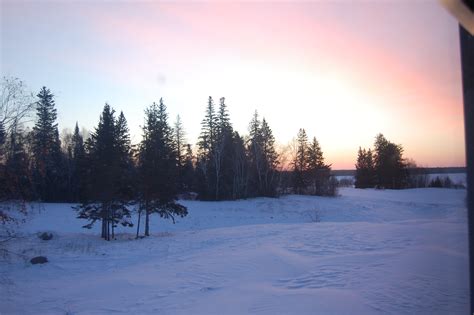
[0,77,35,134]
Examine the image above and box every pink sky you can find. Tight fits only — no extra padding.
[1,1,466,169]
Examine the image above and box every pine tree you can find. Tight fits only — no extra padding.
[70,122,86,201]
[373,133,407,189]
[260,118,279,196]
[195,96,236,200]
[247,110,263,197]
[31,87,64,202]
[196,97,217,199]
[355,147,376,188]
[214,97,234,200]
[198,96,217,156]
[115,111,134,199]
[217,97,231,133]
[181,144,195,192]
[231,131,248,199]
[366,149,376,187]
[246,112,279,197]
[76,104,133,241]
[293,128,308,194]
[306,137,332,195]
[137,99,187,237]
[174,115,187,192]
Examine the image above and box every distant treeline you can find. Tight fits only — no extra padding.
[332,167,467,177]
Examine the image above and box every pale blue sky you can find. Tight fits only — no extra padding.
[1,1,465,168]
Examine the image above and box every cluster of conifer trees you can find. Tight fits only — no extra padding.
[292,128,337,195]
[0,81,336,236]
[195,98,281,200]
[355,134,408,189]
[2,77,438,239]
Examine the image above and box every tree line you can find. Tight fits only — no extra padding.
[3,77,451,238]
[0,79,337,237]
[353,133,465,189]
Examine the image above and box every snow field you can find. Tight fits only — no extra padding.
[0,188,469,314]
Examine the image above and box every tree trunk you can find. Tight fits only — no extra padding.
[136,208,141,239]
[101,217,106,239]
[106,218,110,241]
[106,204,110,241]
[145,201,150,237]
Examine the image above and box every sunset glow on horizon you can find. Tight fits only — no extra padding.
[1,1,466,169]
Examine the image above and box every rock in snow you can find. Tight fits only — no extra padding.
[30,256,48,264]
[38,232,53,241]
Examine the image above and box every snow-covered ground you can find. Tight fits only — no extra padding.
[1,188,469,314]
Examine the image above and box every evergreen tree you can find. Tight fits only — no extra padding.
[137,99,187,237]
[231,131,248,199]
[69,122,86,201]
[198,96,217,155]
[76,104,133,240]
[306,137,332,195]
[196,97,217,199]
[355,147,376,188]
[115,111,134,200]
[174,115,187,192]
[373,133,407,189]
[366,149,375,187]
[31,87,64,201]
[214,97,234,200]
[246,112,279,197]
[293,128,308,194]
[217,97,231,133]
[259,118,279,196]
[181,144,195,192]
[247,110,263,196]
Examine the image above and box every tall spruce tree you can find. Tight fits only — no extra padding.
[174,115,187,192]
[115,112,134,200]
[293,128,308,194]
[137,99,187,237]
[76,104,133,240]
[196,97,217,199]
[70,122,86,201]
[247,110,263,197]
[181,144,195,192]
[32,87,64,201]
[214,97,234,200]
[231,131,248,199]
[306,137,332,195]
[260,118,279,196]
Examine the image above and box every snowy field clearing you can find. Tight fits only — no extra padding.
[0,188,469,314]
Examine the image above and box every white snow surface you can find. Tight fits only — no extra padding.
[0,188,469,314]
